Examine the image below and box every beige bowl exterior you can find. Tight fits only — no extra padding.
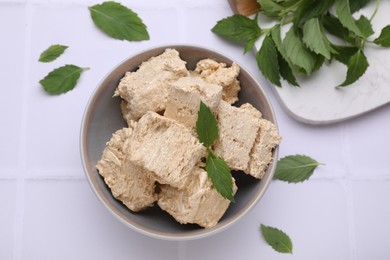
[80,45,279,240]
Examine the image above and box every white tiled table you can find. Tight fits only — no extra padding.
[1,0,390,259]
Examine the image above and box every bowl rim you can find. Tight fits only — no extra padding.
[80,43,279,240]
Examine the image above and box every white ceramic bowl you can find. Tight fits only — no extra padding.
[80,44,279,240]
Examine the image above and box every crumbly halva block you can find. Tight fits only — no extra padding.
[195,59,241,104]
[127,111,206,189]
[213,101,281,179]
[164,75,222,130]
[157,167,237,228]
[248,118,282,178]
[96,128,157,212]
[213,101,261,171]
[115,48,189,121]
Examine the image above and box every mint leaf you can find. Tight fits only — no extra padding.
[257,0,283,18]
[278,52,299,86]
[256,35,281,87]
[196,101,219,148]
[283,27,319,75]
[374,25,390,47]
[39,65,88,94]
[335,0,364,38]
[260,224,293,254]
[206,151,234,202]
[271,25,299,86]
[338,50,368,87]
[38,44,68,62]
[273,155,321,183]
[212,14,261,53]
[331,45,359,65]
[293,0,335,28]
[349,0,370,13]
[356,15,374,38]
[322,14,356,44]
[302,18,335,60]
[89,1,149,41]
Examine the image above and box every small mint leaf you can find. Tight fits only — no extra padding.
[38,44,68,62]
[374,25,390,47]
[89,1,149,41]
[196,101,219,148]
[211,14,261,49]
[273,155,321,183]
[39,65,89,95]
[256,35,281,87]
[338,50,369,87]
[260,224,293,254]
[206,151,234,202]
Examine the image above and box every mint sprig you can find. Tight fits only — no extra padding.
[196,101,234,202]
[212,0,390,87]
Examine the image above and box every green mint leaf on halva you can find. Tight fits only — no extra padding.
[338,50,368,87]
[302,18,336,60]
[335,0,364,38]
[256,35,281,87]
[260,224,293,254]
[273,154,321,183]
[89,1,149,41]
[39,65,88,94]
[196,101,219,148]
[374,25,390,47]
[196,101,234,202]
[212,14,261,53]
[283,27,319,75]
[38,44,68,62]
[206,151,235,202]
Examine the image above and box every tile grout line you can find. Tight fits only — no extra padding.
[340,123,357,260]
[13,3,33,260]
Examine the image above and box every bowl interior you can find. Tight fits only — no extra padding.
[80,45,279,240]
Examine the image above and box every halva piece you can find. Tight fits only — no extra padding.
[214,101,281,179]
[195,59,241,104]
[127,111,206,189]
[96,128,157,212]
[115,48,189,121]
[164,75,222,130]
[158,167,237,228]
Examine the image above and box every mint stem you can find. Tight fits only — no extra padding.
[369,0,381,22]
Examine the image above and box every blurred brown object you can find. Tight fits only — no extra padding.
[228,0,261,16]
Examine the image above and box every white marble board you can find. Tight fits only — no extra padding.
[230,0,390,124]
